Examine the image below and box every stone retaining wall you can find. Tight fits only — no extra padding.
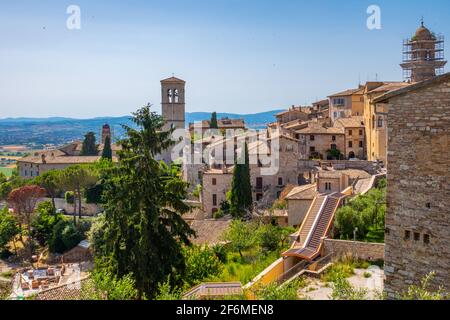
[323,239,385,261]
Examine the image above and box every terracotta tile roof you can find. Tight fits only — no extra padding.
[285,184,318,200]
[183,282,243,300]
[328,87,364,98]
[296,124,344,135]
[366,82,411,94]
[19,155,117,164]
[374,72,450,103]
[189,219,232,246]
[334,116,365,128]
[35,277,90,300]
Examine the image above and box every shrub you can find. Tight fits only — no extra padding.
[49,220,83,254]
[254,278,306,300]
[183,245,223,286]
[363,272,372,278]
[331,277,368,300]
[87,214,107,257]
[65,191,75,204]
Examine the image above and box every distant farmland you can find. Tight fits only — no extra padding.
[0,167,13,177]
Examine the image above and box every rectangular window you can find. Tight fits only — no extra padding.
[256,193,263,201]
[331,144,337,150]
[359,129,363,136]
[359,141,363,148]
[212,194,217,206]
[333,98,345,105]
[349,130,353,136]
[212,178,217,186]
[414,232,420,241]
[348,141,353,148]
[310,135,315,141]
[310,146,315,152]
[278,177,283,186]
[325,182,332,191]
[286,144,293,152]
[332,135,336,141]
[404,230,411,240]
[378,117,383,128]
[256,177,263,189]
[423,234,430,244]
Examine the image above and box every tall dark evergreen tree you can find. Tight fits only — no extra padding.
[210,112,218,129]
[101,135,113,160]
[80,132,98,156]
[101,104,194,299]
[229,142,253,218]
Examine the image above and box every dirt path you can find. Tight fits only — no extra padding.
[298,267,384,300]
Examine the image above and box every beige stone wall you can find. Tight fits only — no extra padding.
[317,175,349,194]
[344,127,366,159]
[202,171,233,217]
[323,239,385,261]
[18,162,78,179]
[364,93,387,164]
[384,78,450,297]
[287,199,313,227]
[299,133,345,160]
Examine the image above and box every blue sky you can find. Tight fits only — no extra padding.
[0,0,449,118]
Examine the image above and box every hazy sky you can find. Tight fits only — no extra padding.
[0,0,449,118]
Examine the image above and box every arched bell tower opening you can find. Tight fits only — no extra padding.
[161,76,186,131]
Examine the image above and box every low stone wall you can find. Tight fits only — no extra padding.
[323,239,385,262]
[298,160,382,175]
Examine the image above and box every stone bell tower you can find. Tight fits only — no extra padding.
[161,76,186,131]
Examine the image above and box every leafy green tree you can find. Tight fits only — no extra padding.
[87,214,107,257]
[0,172,6,184]
[35,170,61,209]
[229,143,253,218]
[334,183,386,242]
[31,201,63,246]
[101,105,194,299]
[210,112,218,129]
[60,165,98,221]
[80,132,98,156]
[256,224,282,252]
[183,245,223,286]
[222,220,255,259]
[101,135,113,160]
[0,208,20,253]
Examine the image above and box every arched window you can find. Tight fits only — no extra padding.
[174,89,179,103]
[168,89,173,103]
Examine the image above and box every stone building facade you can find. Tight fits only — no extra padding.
[296,124,345,160]
[334,116,366,159]
[375,73,450,298]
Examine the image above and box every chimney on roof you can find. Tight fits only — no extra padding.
[41,154,46,164]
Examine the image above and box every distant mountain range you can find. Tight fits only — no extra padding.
[0,110,284,147]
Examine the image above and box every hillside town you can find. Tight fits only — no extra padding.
[0,21,449,302]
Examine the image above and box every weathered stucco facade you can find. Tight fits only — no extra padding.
[378,73,450,298]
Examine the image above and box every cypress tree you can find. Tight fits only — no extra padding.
[101,135,113,160]
[210,112,218,129]
[80,132,98,156]
[229,142,253,218]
